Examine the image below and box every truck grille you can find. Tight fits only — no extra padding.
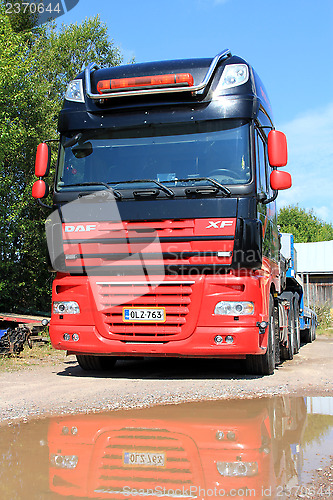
[92,428,201,498]
[62,218,234,273]
[95,280,199,340]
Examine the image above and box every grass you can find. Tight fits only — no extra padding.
[316,327,333,338]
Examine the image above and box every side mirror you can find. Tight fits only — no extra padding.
[35,143,51,177]
[268,130,288,167]
[32,179,50,199]
[270,169,292,191]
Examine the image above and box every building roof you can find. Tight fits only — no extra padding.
[294,240,333,274]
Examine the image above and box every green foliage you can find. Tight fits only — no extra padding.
[278,205,333,243]
[0,0,39,32]
[0,7,123,313]
[314,302,332,330]
[302,413,333,448]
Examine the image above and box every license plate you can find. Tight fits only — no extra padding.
[122,307,166,322]
[123,451,165,467]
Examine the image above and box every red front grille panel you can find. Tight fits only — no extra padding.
[90,428,204,498]
[62,218,236,272]
[92,278,204,341]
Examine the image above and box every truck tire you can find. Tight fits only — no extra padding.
[246,295,279,375]
[281,302,294,361]
[311,317,316,341]
[301,327,312,344]
[76,355,117,371]
[293,297,301,354]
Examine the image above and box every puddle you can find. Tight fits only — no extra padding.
[0,396,332,499]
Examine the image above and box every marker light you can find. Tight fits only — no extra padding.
[53,301,80,315]
[214,301,254,315]
[97,73,194,94]
[216,461,258,477]
[65,79,84,102]
[218,64,249,90]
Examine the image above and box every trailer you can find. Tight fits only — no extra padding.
[0,313,49,355]
[279,233,317,360]
[33,49,299,375]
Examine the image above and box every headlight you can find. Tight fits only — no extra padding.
[217,461,258,477]
[53,301,80,314]
[214,301,254,315]
[50,454,79,469]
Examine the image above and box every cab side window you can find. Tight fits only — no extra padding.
[255,129,268,196]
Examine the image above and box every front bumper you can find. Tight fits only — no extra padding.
[50,324,265,358]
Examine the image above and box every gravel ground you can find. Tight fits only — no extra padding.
[0,337,332,425]
[287,459,333,499]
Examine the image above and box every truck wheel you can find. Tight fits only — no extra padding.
[311,317,316,341]
[281,302,294,360]
[293,297,301,354]
[302,327,312,344]
[246,295,279,375]
[76,355,117,371]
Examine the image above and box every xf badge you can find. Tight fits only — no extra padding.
[206,220,234,229]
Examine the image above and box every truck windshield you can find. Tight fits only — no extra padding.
[56,119,251,191]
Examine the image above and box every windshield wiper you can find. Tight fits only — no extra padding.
[177,177,231,196]
[112,179,174,198]
[64,182,122,200]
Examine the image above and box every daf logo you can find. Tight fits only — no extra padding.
[64,224,97,233]
[206,220,234,229]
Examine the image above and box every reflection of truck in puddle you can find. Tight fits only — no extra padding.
[48,397,307,499]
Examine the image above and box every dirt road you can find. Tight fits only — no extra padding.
[1,337,332,424]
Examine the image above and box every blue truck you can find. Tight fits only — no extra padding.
[279,233,317,359]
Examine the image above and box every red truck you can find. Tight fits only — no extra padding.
[32,49,292,374]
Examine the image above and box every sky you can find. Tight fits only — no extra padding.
[56,0,333,223]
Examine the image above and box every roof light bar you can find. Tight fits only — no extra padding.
[97,73,194,94]
[85,49,231,100]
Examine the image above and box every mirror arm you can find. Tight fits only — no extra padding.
[43,138,59,144]
[262,189,278,205]
[37,198,53,209]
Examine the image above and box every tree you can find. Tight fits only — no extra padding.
[0,9,123,313]
[278,205,333,243]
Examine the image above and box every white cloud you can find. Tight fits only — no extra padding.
[277,103,333,223]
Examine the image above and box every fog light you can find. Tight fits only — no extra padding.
[225,336,234,344]
[63,333,71,341]
[72,333,80,342]
[214,335,223,344]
